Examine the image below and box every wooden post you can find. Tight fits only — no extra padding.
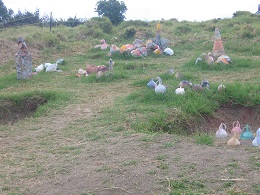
[50,12,52,32]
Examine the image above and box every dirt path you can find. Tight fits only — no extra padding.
[28,135,259,195]
[1,80,259,195]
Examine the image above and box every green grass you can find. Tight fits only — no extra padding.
[158,162,169,170]
[252,184,260,194]
[183,56,260,72]
[156,155,167,161]
[124,82,259,134]
[222,181,235,188]
[0,73,22,90]
[194,133,214,146]
[121,160,138,166]
[80,71,129,83]
[165,178,208,194]
[0,90,70,118]
[0,13,260,195]
[227,158,239,169]
[249,156,260,170]
[162,142,176,148]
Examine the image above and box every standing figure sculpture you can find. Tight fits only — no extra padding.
[155,22,162,50]
[212,28,225,60]
[15,37,32,79]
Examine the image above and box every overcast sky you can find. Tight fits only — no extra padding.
[3,0,260,21]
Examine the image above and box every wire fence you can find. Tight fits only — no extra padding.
[0,15,37,25]
[0,14,87,31]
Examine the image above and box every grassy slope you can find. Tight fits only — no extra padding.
[0,12,260,194]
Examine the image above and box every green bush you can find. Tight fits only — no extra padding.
[233,11,252,17]
[88,17,113,34]
[123,27,137,39]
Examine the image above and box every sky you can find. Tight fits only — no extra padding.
[3,0,260,22]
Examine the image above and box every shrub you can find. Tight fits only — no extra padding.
[123,27,137,39]
[233,11,252,17]
[86,17,113,34]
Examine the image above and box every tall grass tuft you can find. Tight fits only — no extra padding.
[194,133,214,146]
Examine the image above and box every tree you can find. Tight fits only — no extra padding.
[64,16,83,27]
[95,0,127,25]
[0,0,13,23]
[9,9,41,27]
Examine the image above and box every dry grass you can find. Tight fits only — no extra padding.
[0,16,260,194]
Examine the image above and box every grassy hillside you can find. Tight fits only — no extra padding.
[0,12,260,194]
[1,12,259,133]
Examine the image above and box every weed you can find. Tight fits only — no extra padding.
[249,156,260,170]
[228,159,239,168]
[122,160,138,166]
[222,181,235,188]
[165,178,207,194]
[96,165,112,173]
[156,155,167,161]
[194,133,214,146]
[162,142,175,148]
[252,183,260,194]
[86,131,103,141]
[113,126,125,132]
[2,186,10,191]
[158,162,169,170]
[147,170,157,175]
[140,135,155,142]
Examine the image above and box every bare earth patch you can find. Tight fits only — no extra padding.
[1,87,259,195]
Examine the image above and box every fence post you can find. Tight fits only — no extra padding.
[50,12,52,32]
